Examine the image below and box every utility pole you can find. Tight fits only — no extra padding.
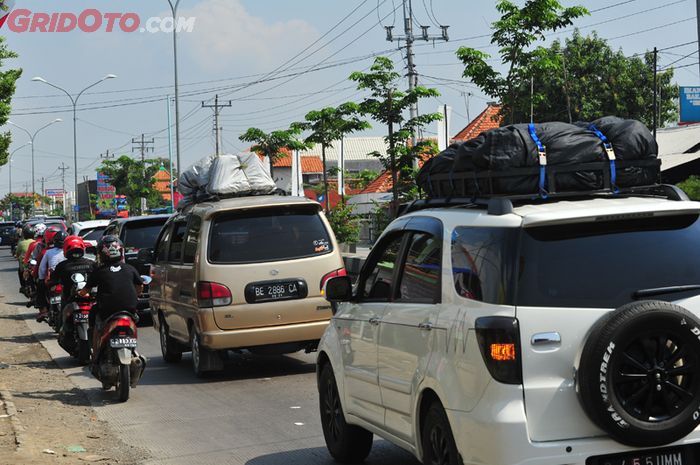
[132,134,155,214]
[653,47,658,139]
[100,149,115,161]
[40,177,45,212]
[697,0,700,77]
[388,89,398,219]
[83,175,93,218]
[202,94,232,156]
[385,0,448,145]
[58,163,69,216]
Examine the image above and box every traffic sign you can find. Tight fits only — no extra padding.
[73,205,80,213]
[680,87,700,123]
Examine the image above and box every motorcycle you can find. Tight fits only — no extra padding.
[25,259,38,307]
[58,273,93,365]
[90,276,151,402]
[47,282,62,332]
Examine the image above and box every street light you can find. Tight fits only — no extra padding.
[6,142,31,219]
[8,119,62,202]
[31,74,117,217]
[166,0,182,178]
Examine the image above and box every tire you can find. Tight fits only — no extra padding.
[318,363,373,463]
[578,300,700,447]
[77,339,90,366]
[117,364,130,402]
[421,402,462,465]
[159,317,182,363]
[191,331,206,378]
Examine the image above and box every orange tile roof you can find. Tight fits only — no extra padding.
[453,103,502,141]
[272,155,324,173]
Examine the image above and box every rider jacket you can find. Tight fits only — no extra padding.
[49,258,95,305]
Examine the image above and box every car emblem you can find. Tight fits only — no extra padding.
[270,269,279,276]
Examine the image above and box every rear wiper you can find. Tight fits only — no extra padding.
[633,285,700,299]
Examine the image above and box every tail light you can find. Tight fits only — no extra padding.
[54,284,63,293]
[114,318,136,338]
[475,316,522,385]
[320,268,347,292]
[197,281,232,307]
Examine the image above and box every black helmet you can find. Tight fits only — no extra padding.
[98,235,124,264]
[52,230,68,248]
[22,224,34,239]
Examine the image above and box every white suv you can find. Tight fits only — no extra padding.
[318,186,700,465]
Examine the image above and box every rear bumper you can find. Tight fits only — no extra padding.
[447,381,700,465]
[200,320,329,351]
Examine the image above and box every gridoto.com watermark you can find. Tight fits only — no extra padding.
[0,4,196,33]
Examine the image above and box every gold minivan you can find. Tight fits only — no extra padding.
[148,195,345,376]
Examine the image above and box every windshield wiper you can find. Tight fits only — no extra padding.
[633,285,700,299]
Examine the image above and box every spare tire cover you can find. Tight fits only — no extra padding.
[578,300,700,447]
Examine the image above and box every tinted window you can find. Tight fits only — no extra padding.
[359,233,404,302]
[208,207,331,264]
[168,222,187,263]
[451,227,517,305]
[397,233,441,303]
[183,216,201,264]
[122,219,167,252]
[82,228,106,242]
[518,214,700,308]
[155,224,172,263]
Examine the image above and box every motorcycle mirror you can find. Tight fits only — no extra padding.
[140,275,152,285]
[71,273,86,283]
[76,282,86,291]
[29,259,37,266]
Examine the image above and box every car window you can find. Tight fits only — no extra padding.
[103,224,118,238]
[183,216,201,265]
[397,233,441,303]
[451,227,517,305]
[122,219,168,252]
[155,224,173,263]
[168,221,187,263]
[359,233,405,302]
[82,227,106,242]
[208,206,332,264]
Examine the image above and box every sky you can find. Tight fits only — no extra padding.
[1,0,698,196]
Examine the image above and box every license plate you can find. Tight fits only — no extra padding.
[73,312,89,323]
[49,296,61,304]
[588,447,685,465]
[245,279,308,304]
[110,337,137,348]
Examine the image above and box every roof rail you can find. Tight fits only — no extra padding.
[400,184,688,217]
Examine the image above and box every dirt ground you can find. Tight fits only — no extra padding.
[0,290,146,464]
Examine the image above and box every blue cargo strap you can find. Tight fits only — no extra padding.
[588,124,619,194]
[528,123,548,198]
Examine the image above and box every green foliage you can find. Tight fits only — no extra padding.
[0,194,36,217]
[678,176,700,201]
[326,202,360,245]
[457,0,588,124]
[350,169,380,189]
[239,126,311,179]
[349,57,441,205]
[0,37,21,167]
[98,156,162,216]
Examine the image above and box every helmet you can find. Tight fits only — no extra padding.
[44,226,60,245]
[52,231,68,249]
[63,235,86,259]
[33,223,46,238]
[22,224,34,240]
[98,235,124,264]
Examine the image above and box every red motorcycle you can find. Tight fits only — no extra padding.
[47,282,62,332]
[58,273,93,365]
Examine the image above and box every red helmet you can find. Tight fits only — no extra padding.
[44,226,61,245]
[63,235,86,259]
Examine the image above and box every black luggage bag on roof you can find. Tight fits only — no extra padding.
[417,116,660,198]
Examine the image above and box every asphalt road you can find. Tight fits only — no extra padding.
[0,249,418,465]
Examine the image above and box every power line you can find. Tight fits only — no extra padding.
[608,17,696,41]
[590,0,639,12]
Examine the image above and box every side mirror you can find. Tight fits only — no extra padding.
[323,276,353,303]
[29,259,37,266]
[137,248,154,264]
[71,273,85,283]
[140,275,152,285]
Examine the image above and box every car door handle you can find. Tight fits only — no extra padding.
[531,332,561,346]
[368,317,381,325]
[418,322,433,331]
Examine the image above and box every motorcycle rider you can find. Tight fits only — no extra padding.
[79,235,143,363]
[23,223,47,310]
[15,224,35,292]
[35,228,64,322]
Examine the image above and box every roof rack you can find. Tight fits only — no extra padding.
[400,183,689,217]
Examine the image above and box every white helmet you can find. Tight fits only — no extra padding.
[33,223,46,238]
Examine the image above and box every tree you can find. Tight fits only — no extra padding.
[239,127,311,180]
[326,202,360,245]
[349,56,441,212]
[293,103,370,212]
[678,176,700,201]
[0,194,40,218]
[0,37,21,167]
[98,156,163,216]
[457,0,587,124]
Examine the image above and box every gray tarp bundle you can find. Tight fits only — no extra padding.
[178,153,276,209]
[417,116,660,197]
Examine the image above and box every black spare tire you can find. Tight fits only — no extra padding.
[578,300,700,447]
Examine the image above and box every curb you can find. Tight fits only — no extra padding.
[0,385,25,450]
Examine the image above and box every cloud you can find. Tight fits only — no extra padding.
[178,0,319,72]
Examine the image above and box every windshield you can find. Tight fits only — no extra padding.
[517,214,700,308]
[122,220,167,252]
[82,227,106,242]
[208,206,332,264]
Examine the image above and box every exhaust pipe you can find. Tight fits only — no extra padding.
[129,354,147,388]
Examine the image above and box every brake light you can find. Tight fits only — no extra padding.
[54,284,63,293]
[197,281,232,307]
[475,316,522,384]
[320,268,347,292]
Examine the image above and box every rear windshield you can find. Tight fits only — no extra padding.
[208,206,332,264]
[82,227,106,242]
[517,214,700,308]
[122,219,167,252]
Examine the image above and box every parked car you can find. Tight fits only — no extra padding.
[148,196,345,377]
[103,215,170,319]
[68,220,110,246]
[318,185,700,465]
[0,221,17,247]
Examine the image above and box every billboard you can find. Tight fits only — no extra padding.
[96,172,117,216]
[680,87,700,123]
[46,189,64,199]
